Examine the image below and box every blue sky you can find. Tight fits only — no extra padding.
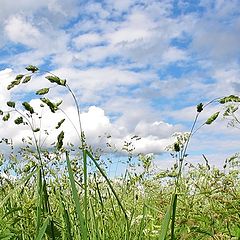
[0,0,240,169]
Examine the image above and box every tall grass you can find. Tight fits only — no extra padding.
[0,66,239,239]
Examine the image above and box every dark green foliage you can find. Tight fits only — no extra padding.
[173,142,180,152]
[219,95,240,104]
[40,98,59,113]
[197,103,203,112]
[36,88,49,95]
[56,119,65,129]
[7,75,24,90]
[56,131,64,150]
[14,117,23,125]
[25,65,39,73]
[22,102,34,114]
[7,101,15,108]
[2,113,10,121]
[22,76,32,84]
[45,76,66,86]
[16,74,24,80]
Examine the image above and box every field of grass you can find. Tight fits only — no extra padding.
[0,66,239,239]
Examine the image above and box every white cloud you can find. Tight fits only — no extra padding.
[73,33,105,49]
[0,97,176,155]
[131,135,173,154]
[191,21,240,63]
[4,15,43,48]
[107,12,153,45]
[4,14,69,53]
[48,66,156,103]
[105,0,132,12]
[162,47,187,63]
[0,0,79,24]
[135,120,177,138]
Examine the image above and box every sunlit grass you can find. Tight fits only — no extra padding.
[0,66,239,239]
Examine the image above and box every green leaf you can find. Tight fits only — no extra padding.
[25,65,39,73]
[66,152,88,240]
[58,193,72,239]
[205,112,220,125]
[45,75,66,86]
[22,102,34,114]
[36,217,50,240]
[159,194,178,240]
[7,101,15,108]
[159,205,171,240]
[219,95,240,104]
[86,150,129,225]
[36,88,49,95]
[0,110,3,115]
[197,103,203,113]
[0,166,41,208]
[46,222,62,239]
[33,128,40,132]
[56,119,65,129]
[170,194,178,240]
[22,76,31,83]
[56,131,64,150]
[3,113,10,121]
[14,117,23,125]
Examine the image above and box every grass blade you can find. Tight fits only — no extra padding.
[0,166,40,208]
[36,168,43,237]
[86,150,130,239]
[36,217,49,240]
[66,151,88,240]
[159,205,171,240]
[159,193,177,240]
[83,149,88,227]
[170,194,178,240]
[137,204,146,240]
[86,150,128,222]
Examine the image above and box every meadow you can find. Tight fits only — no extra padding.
[0,66,239,240]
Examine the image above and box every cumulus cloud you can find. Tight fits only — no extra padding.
[0,96,175,155]
[134,120,177,138]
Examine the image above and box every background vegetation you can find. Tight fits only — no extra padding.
[0,66,239,239]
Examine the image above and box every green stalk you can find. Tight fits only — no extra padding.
[86,150,130,234]
[66,151,88,240]
[83,149,88,230]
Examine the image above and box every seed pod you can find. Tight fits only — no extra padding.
[205,112,220,125]
[22,102,34,114]
[36,88,49,95]
[7,101,15,108]
[25,65,39,73]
